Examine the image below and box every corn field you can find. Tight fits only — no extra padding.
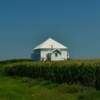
[3,59,100,89]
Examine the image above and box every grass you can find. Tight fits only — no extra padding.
[0,59,100,100]
[0,75,99,100]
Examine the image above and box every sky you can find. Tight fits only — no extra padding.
[0,0,100,60]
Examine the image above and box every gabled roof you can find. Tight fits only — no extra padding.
[33,38,68,50]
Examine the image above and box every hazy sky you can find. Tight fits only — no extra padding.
[0,0,100,60]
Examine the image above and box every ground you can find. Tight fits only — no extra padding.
[0,75,100,100]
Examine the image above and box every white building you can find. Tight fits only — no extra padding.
[31,38,69,61]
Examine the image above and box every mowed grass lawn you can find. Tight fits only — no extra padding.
[0,76,100,100]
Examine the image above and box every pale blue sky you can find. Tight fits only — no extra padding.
[0,0,100,60]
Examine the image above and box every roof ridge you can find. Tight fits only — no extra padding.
[33,38,67,50]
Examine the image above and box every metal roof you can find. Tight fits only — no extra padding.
[33,38,68,50]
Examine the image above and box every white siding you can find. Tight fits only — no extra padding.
[40,50,51,61]
[40,49,68,61]
[51,50,68,61]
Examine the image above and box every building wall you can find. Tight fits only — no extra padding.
[40,49,68,61]
[31,49,41,60]
[51,50,68,61]
[40,49,51,61]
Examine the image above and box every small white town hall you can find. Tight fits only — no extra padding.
[31,38,69,61]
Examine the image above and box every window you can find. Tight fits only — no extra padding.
[55,53,58,57]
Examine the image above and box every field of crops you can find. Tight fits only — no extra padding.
[1,59,100,89]
[0,59,100,100]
